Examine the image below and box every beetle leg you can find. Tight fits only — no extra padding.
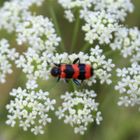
[73,58,80,64]
[73,79,80,86]
[57,77,60,82]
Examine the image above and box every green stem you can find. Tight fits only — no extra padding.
[49,6,65,52]
[70,12,80,52]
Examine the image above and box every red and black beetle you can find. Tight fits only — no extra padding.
[50,58,93,85]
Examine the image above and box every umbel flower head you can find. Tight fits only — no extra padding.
[0,0,44,32]
[6,87,56,135]
[82,10,119,44]
[16,15,61,51]
[15,14,61,87]
[58,0,134,22]
[56,89,102,135]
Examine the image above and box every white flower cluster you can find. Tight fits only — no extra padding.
[6,87,56,135]
[51,45,115,85]
[82,11,119,44]
[110,27,140,62]
[115,63,140,108]
[58,0,134,22]
[14,14,61,85]
[0,0,44,33]
[14,15,61,88]
[16,15,61,51]
[15,48,51,88]
[88,46,115,85]
[58,0,134,45]
[56,90,102,135]
[93,0,134,21]
[0,39,18,83]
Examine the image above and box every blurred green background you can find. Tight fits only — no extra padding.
[0,0,140,140]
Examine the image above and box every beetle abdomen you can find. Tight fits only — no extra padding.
[60,64,93,80]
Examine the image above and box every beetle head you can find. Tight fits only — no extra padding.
[51,67,60,77]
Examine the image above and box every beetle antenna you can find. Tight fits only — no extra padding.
[54,63,60,67]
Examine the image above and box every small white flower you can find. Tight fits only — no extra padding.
[31,126,44,135]
[19,120,31,131]
[115,81,127,93]
[39,114,52,126]
[96,111,103,125]
[45,98,56,111]
[116,68,128,77]
[74,126,87,135]
[26,79,38,90]
[64,10,74,22]
[118,96,131,107]
[6,115,16,127]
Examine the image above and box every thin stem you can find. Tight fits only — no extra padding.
[49,5,65,52]
[70,12,80,52]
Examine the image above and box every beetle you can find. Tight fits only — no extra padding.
[50,58,93,85]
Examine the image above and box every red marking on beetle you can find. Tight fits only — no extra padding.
[85,64,92,79]
[72,64,79,79]
[60,64,66,78]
